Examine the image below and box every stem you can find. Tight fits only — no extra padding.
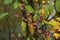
[4,4,11,40]
[7,16,11,40]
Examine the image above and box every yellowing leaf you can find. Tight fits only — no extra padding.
[42,8,45,13]
[47,36,52,40]
[48,20,57,26]
[44,20,60,31]
[48,20,60,28]
[42,0,46,4]
[54,33,59,39]
[56,17,60,21]
[29,24,34,35]
[47,0,50,3]
[58,29,60,31]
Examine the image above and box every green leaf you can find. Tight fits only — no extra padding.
[4,0,12,5]
[27,37,30,40]
[44,9,49,18]
[13,2,18,9]
[0,13,8,19]
[18,3,21,7]
[48,2,54,13]
[56,0,60,12]
[18,33,21,37]
[22,0,28,4]
[33,14,38,22]
[25,5,34,13]
[39,10,42,14]
[39,9,49,18]
[21,21,26,31]
[13,2,21,9]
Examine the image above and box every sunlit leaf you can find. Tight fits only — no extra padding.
[25,5,34,13]
[33,14,38,22]
[18,3,21,7]
[29,24,34,35]
[13,2,21,9]
[54,33,59,39]
[47,36,52,40]
[0,13,8,19]
[44,9,50,18]
[13,2,18,9]
[21,21,26,31]
[56,17,60,21]
[39,8,50,18]
[56,0,60,12]
[48,2,54,13]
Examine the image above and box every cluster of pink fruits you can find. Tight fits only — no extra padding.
[14,3,49,36]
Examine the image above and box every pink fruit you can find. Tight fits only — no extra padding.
[24,19,27,22]
[45,30,49,35]
[22,17,25,20]
[45,32,49,35]
[38,30,42,33]
[32,23,37,27]
[22,17,27,22]
[39,13,44,21]
[46,32,49,35]
[33,26,36,28]
[40,13,44,17]
[20,3,25,10]
[46,30,49,32]
[37,38,40,40]
[15,14,19,18]
[28,18,32,22]
[39,18,43,21]
[20,7,24,10]
[27,24,30,27]
[26,13,30,16]
[21,3,25,7]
